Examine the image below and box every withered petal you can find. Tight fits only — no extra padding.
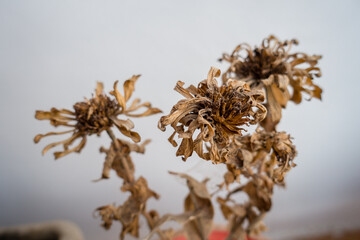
[34,130,74,143]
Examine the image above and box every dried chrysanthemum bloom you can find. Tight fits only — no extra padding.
[224,128,297,186]
[34,76,161,159]
[158,67,267,163]
[220,35,322,130]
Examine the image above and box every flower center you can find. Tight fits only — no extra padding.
[74,95,119,135]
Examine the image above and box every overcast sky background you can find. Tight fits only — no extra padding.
[1,0,360,239]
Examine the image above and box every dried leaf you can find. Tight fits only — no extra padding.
[169,172,214,240]
[144,211,201,240]
[98,138,150,181]
[95,177,159,240]
[159,67,266,163]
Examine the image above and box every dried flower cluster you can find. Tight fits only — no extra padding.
[34,35,322,240]
[157,36,322,239]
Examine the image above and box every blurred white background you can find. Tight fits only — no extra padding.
[1,0,360,239]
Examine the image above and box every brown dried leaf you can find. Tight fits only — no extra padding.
[243,181,271,212]
[144,211,201,240]
[169,171,214,240]
[98,139,135,182]
[96,177,159,240]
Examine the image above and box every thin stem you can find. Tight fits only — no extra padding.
[106,129,134,183]
[142,210,167,240]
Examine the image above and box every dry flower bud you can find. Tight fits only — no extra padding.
[224,129,297,185]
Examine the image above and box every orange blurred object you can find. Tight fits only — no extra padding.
[172,230,256,240]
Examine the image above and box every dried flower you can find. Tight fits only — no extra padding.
[158,67,267,163]
[220,35,322,130]
[34,76,161,159]
[224,129,297,186]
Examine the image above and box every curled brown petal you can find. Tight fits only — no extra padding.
[110,80,126,111]
[41,132,82,156]
[34,130,74,143]
[53,136,87,159]
[123,75,141,101]
[95,82,104,98]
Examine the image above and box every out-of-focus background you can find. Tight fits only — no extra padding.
[1,0,360,239]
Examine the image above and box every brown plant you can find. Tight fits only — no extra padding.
[35,77,166,240]
[33,35,322,240]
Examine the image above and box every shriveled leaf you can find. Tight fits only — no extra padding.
[96,177,159,240]
[169,172,214,240]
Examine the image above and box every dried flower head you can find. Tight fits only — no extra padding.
[34,76,161,159]
[220,35,322,130]
[158,67,267,163]
[224,129,297,186]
